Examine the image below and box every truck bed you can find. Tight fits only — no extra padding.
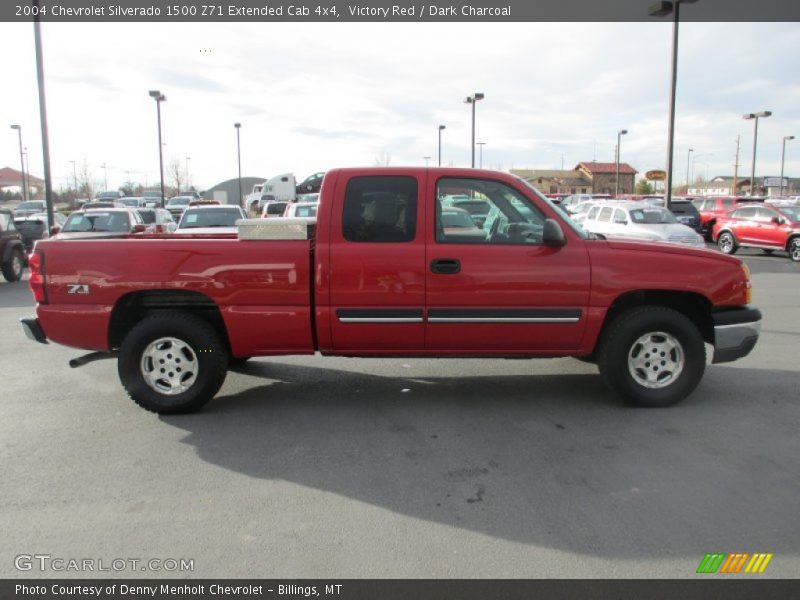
[35,235,315,356]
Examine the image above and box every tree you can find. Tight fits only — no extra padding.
[77,159,95,199]
[373,149,392,166]
[635,179,653,194]
[168,156,185,193]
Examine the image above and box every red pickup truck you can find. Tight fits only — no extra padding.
[21,168,761,413]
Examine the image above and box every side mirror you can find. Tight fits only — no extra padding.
[772,216,784,225]
[543,219,567,247]
[132,224,147,233]
[49,225,61,236]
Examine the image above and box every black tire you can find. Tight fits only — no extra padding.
[1,248,24,282]
[118,311,228,414]
[717,231,738,255]
[789,238,800,263]
[597,306,706,407]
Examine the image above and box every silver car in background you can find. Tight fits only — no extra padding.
[581,201,704,247]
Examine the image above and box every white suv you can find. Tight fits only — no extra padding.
[581,201,704,247]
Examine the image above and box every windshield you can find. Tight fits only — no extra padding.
[266,202,288,215]
[168,197,191,206]
[777,207,800,221]
[670,202,698,215]
[629,207,677,224]
[120,198,140,207]
[137,210,156,224]
[17,201,45,210]
[517,177,588,239]
[179,208,241,228]
[62,212,131,233]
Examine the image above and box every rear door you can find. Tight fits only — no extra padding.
[424,175,590,353]
[326,172,426,353]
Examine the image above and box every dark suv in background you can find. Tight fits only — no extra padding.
[669,199,702,233]
[0,209,25,282]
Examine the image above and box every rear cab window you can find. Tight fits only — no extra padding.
[342,176,418,243]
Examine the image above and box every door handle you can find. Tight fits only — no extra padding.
[430,258,461,274]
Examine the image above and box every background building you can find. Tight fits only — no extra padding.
[575,162,637,195]
[510,169,592,194]
[0,166,45,199]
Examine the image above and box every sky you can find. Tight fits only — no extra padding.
[1,21,799,192]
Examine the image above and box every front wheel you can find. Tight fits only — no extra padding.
[597,307,706,407]
[717,232,738,255]
[2,248,24,282]
[118,311,228,414]
[789,238,800,263]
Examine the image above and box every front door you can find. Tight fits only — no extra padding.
[425,176,591,354]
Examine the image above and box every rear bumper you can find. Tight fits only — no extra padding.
[712,307,761,364]
[20,317,48,344]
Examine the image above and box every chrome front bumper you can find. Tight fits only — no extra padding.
[712,308,761,364]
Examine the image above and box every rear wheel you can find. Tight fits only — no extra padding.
[1,248,24,282]
[717,232,738,255]
[118,311,228,414]
[789,238,800,263]
[598,306,705,407]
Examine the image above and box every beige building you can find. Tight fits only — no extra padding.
[574,162,637,195]
[510,169,593,194]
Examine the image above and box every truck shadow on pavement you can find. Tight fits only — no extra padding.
[164,360,800,558]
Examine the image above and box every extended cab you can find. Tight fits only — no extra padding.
[21,168,761,413]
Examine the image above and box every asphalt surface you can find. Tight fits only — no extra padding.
[1,247,798,579]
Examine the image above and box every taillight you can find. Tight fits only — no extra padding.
[28,250,47,304]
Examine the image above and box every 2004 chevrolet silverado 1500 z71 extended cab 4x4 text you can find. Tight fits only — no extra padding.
[21,168,761,414]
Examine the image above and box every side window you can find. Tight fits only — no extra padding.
[436,178,545,245]
[613,209,627,223]
[0,213,10,231]
[342,176,417,243]
[597,207,614,222]
[755,207,776,221]
[586,206,600,220]
[732,207,756,219]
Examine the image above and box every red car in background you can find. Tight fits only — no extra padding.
[692,196,746,240]
[713,203,800,262]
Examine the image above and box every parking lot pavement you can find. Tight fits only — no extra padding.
[1,255,798,579]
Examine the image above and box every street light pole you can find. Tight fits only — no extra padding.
[149,90,167,206]
[424,156,431,167]
[686,148,693,190]
[101,162,108,191]
[476,142,486,168]
[649,0,698,210]
[10,125,27,202]
[234,123,242,209]
[438,125,446,167]
[780,135,794,197]
[743,111,772,196]
[185,155,191,190]
[615,129,628,196]
[464,93,484,168]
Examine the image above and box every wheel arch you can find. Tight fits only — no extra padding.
[2,239,24,262]
[108,290,231,351]
[599,290,714,347]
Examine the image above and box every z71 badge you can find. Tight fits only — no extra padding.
[66,284,90,295]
